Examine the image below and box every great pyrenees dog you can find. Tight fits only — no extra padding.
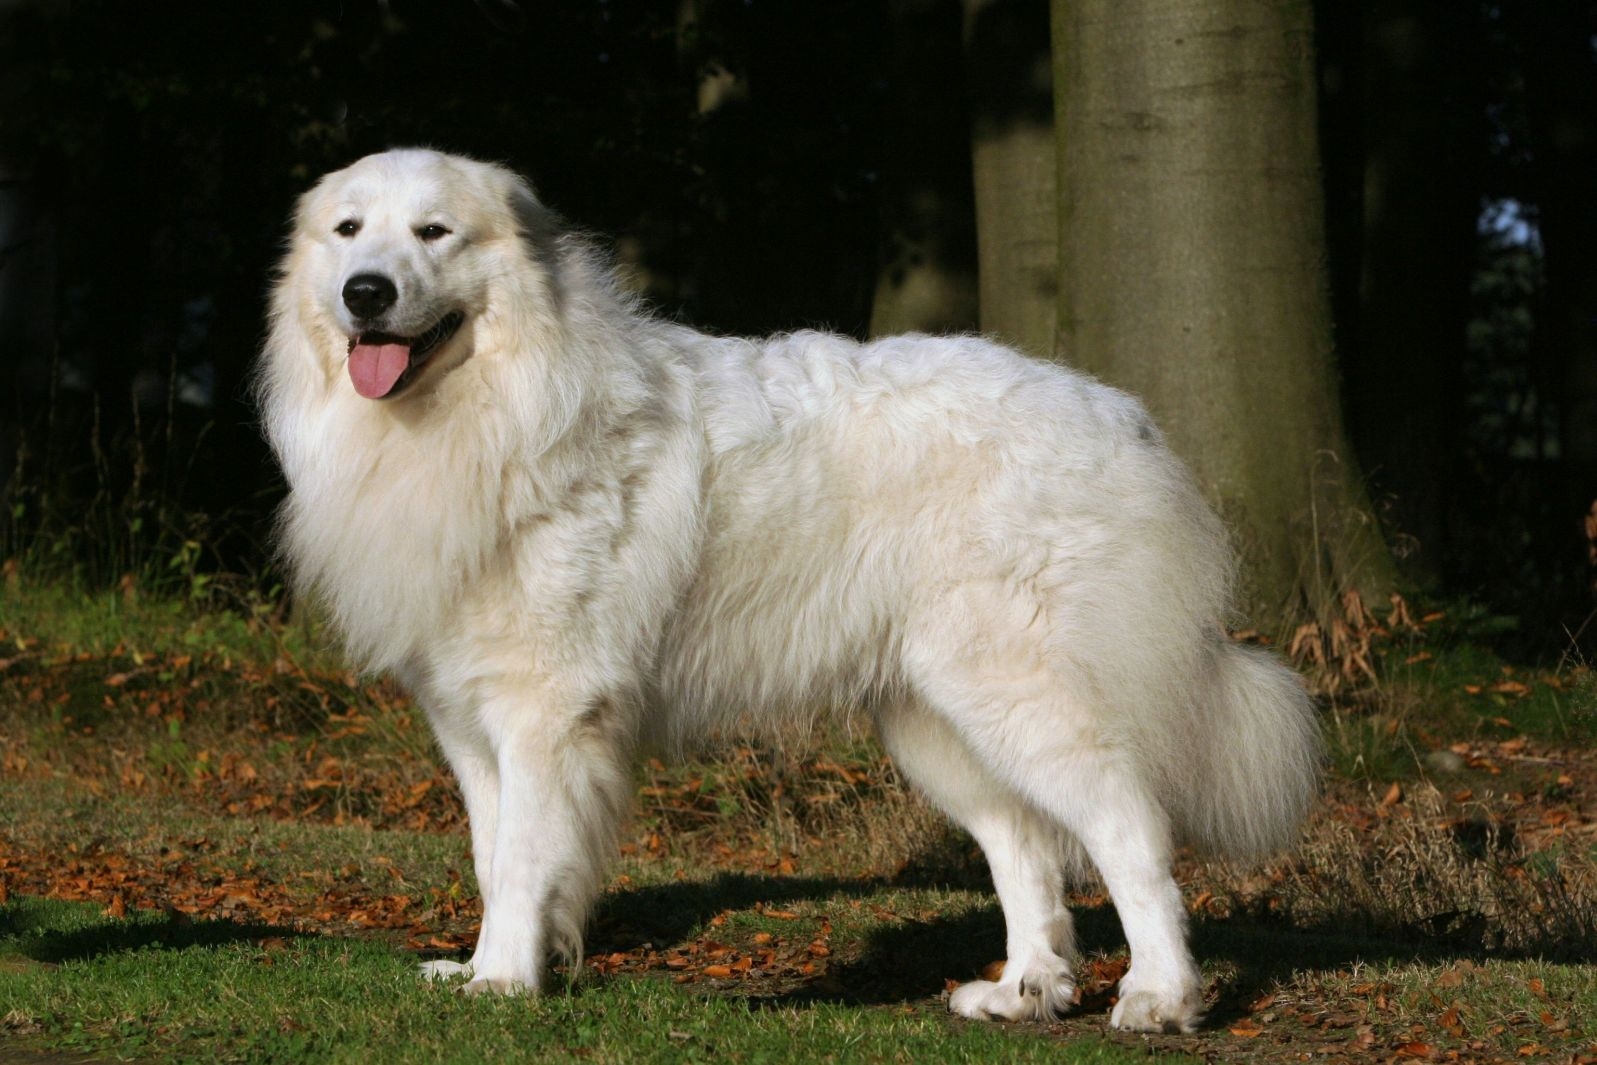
[260,148,1320,1033]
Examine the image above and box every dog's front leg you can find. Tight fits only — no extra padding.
[462,693,633,995]
[418,737,499,984]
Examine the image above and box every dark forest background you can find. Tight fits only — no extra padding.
[0,0,1594,657]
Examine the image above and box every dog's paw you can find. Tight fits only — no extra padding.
[1108,988,1203,1033]
[459,975,533,996]
[418,959,473,982]
[948,964,1076,1022]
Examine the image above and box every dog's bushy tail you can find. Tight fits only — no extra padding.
[1175,641,1323,859]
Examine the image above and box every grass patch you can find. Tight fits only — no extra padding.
[1306,598,1597,790]
[0,900,1184,1065]
[4,581,1597,1062]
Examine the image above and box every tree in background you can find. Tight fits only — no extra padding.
[4,0,1593,647]
[964,0,1057,359]
[1514,2,1597,538]
[868,0,979,337]
[1052,0,1393,630]
[1321,2,1482,586]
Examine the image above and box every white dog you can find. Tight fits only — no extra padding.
[259,149,1320,1033]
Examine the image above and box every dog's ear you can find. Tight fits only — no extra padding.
[503,173,565,264]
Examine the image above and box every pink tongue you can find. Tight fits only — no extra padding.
[348,341,412,399]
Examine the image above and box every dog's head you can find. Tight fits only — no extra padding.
[283,149,550,401]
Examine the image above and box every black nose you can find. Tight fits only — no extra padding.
[342,273,398,320]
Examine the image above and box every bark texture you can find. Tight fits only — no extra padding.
[1053,0,1392,629]
[965,0,1057,358]
[870,0,980,338]
[1517,4,1597,527]
[1348,3,1477,585]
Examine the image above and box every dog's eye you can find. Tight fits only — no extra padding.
[416,224,451,242]
[334,219,361,238]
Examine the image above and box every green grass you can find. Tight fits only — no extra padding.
[5,581,1597,1062]
[0,578,292,663]
[1319,608,1597,786]
[0,899,1184,1065]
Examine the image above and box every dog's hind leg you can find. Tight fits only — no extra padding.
[924,693,1204,1032]
[1027,744,1204,1032]
[876,697,1079,1021]
[903,592,1205,1032]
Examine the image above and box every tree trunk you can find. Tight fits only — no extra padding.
[964,0,1057,358]
[0,151,57,506]
[870,0,979,338]
[1516,3,1597,550]
[1052,0,1393,631]
[1346,3,1478,587]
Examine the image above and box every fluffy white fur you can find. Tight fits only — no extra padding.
[259,149,1322,1033]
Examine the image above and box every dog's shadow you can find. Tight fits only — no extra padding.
[586,869,1006,1007]
[588,870,1518,1024]
[5,872,1515,1028]
[590,871,868,950]
[0,897,302,965]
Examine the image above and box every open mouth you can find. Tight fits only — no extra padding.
[346,311,465,399]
